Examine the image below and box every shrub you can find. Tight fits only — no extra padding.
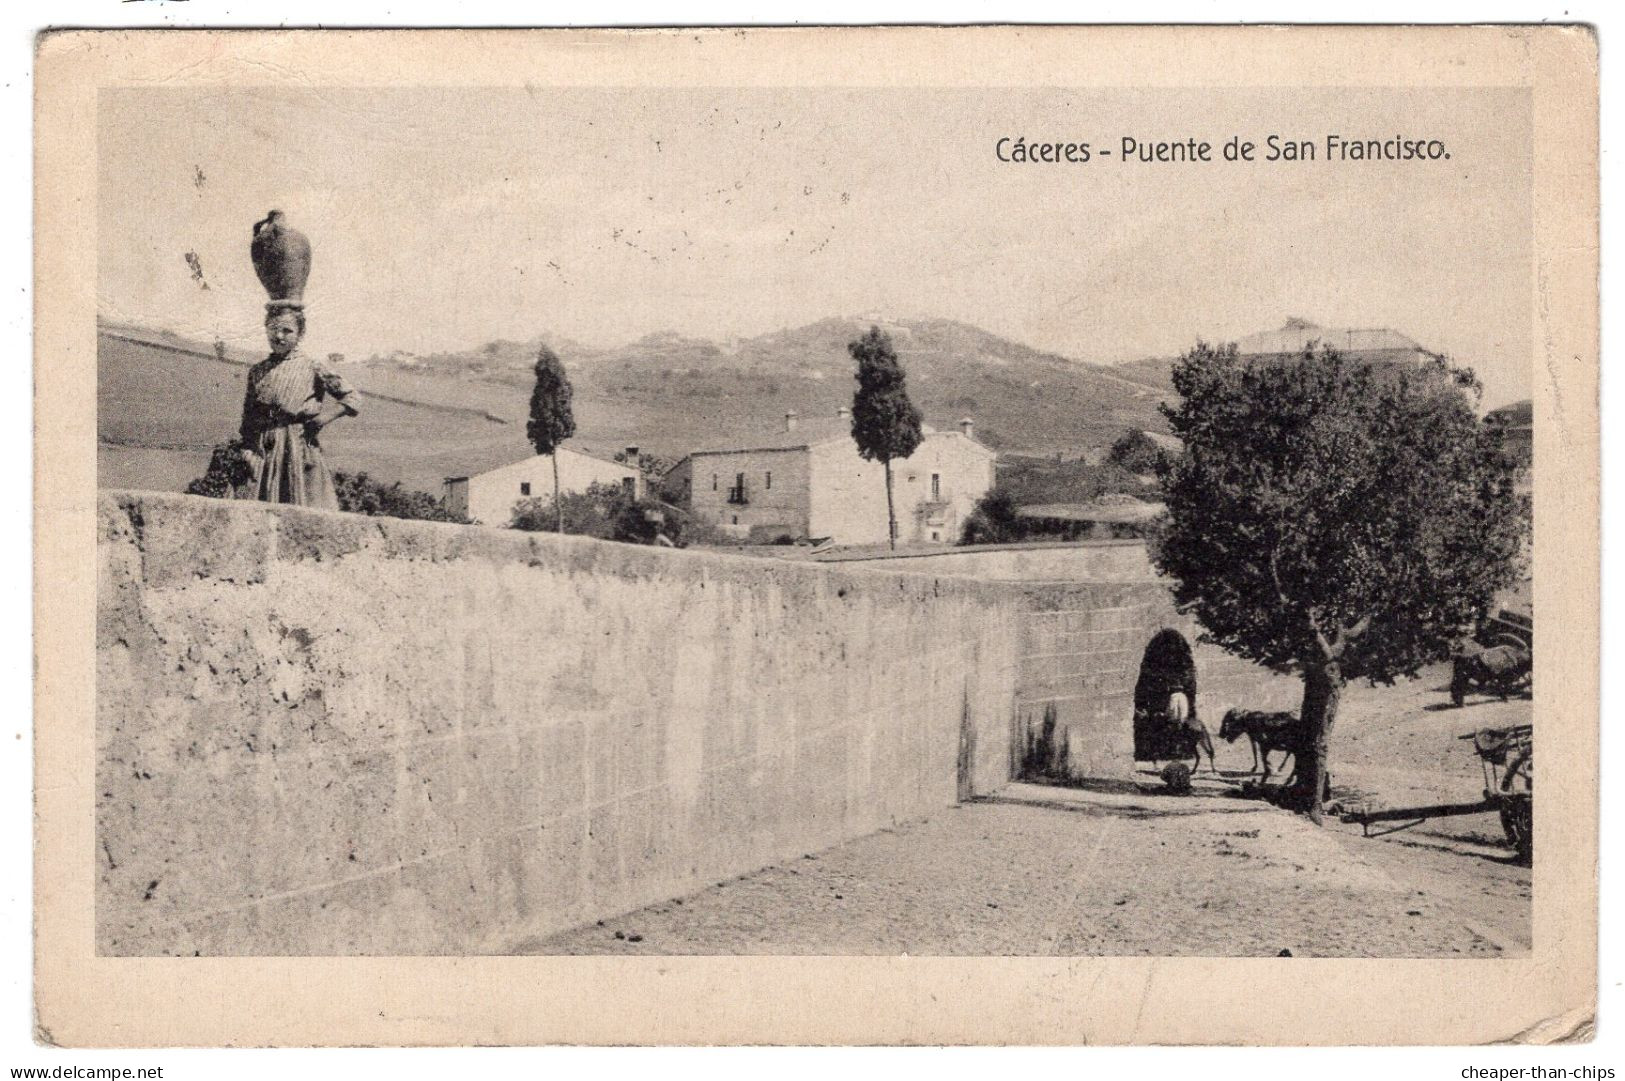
[185,439,256,499]
[960,487,1028,546]
[333,471,470,523]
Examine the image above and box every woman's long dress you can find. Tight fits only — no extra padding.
[1132,628,1200,762]
[239,349,354,509]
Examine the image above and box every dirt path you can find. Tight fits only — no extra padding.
[522,666,1531,957]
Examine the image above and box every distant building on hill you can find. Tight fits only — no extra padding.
[665,408,996,545]
[443,446,644,526]
[1236,318,1443,364]
[1484,400,1533,468]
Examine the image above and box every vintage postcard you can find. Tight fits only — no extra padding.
[34,26,1597,1045]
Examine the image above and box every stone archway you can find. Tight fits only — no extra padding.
[1132,628,1198,763]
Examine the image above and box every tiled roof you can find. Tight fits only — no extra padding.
[441,441,632,482]
[1235,321,1434,359]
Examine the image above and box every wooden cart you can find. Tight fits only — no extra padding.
[1340,724,1532,863]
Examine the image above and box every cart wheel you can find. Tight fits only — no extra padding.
[1500,798,1532,863]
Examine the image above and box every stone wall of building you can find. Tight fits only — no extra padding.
[812,542,1302,778]
[1013,582,1302,780]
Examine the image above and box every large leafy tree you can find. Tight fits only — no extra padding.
[1154,342,1525,822]
[525,345,577,533]
[849,326,923,549]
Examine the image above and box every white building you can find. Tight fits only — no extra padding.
[444,445,643,526]
[665,409,996,546]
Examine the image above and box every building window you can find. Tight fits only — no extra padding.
[766,471,772,489]
[712,473,718,491]
[732,515,738,525]
[520,482,531,496]
[622,477,634,497]
[931,473,941,500]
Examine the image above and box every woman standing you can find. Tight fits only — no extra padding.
[238,308,357,509]
[238,210,357,508]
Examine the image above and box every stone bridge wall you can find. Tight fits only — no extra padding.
[97,492,1020,955]
[96,492,1293,956]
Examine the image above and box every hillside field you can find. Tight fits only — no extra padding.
[100,318,1178,497]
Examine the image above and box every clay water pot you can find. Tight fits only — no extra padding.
[250,210,311,309]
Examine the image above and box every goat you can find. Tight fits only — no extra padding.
[1218,708,1310,784]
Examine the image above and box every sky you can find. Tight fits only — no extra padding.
[98,86,1534,405]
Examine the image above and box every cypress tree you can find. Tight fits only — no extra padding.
[526,345,577,534]
[849,326,924,549]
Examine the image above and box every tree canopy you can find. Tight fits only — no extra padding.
[525,346,576,456]
[1152,342,1525,817]
[1155,343,1524,683]
[848,326,923,465]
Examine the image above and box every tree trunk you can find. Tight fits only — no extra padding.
[552,453,563,534]
[1298,659,1343,824]
[884,459,897,550]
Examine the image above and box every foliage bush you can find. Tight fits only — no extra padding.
[996,456,1148,505]
[509,480,724,547]
[1107,429,1172,475]
[959,488,1028,545]
[185,439,256,499]
[186,442,468,524]
[333,471,470,523]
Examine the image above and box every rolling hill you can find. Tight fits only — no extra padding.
[99,317,1175,496]
[351,315,1174,454]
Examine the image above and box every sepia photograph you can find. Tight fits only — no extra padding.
[32,25,1597,1047]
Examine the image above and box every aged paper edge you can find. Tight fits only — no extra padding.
[33,25,1599,1047]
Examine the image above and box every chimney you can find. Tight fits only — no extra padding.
[837,406,851,421]
[622,446,645,500]
[959,417,975,439]
[785,411,799,432]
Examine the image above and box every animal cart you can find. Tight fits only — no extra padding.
[1340,724,1532,862]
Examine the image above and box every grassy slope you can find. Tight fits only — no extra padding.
[100,320,1179,497]
[98,334,522,494]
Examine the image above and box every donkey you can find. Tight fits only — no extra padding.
[1218,708,1310,783]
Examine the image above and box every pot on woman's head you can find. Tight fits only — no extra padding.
[251,209,312,308]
